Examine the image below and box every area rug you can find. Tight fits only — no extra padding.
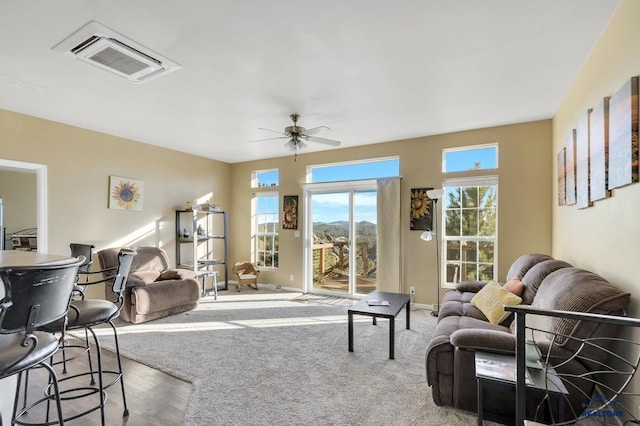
[92,290,482,425]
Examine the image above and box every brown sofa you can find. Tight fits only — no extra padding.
[426,253,631,418]
[98,246,200,324]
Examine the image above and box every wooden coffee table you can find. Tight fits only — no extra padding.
[348,291,411,359]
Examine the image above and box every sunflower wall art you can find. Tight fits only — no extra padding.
[410,187,433,230]
[109,176,144,211]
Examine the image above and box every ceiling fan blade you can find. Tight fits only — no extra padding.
[249,136,288,143]
[303,126,331,136]
[302,135,342,147]
[257,127,287,136]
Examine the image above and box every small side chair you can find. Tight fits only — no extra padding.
[233,261,260,291]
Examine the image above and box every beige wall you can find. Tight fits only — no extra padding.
[0,108,231,274]
[230,119,553,304]
[0,169,37,241]
[1,88,551,309]
[0,108,232,415]
[552,0,639,316]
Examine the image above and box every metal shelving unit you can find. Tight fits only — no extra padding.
[175,209,228,292]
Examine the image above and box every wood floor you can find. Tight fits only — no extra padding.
[12,340,191,425]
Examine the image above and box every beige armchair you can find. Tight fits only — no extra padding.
[233,261,260,291]
[98,246,200,323]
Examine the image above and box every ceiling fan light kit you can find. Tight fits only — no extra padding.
[250,113,342,159]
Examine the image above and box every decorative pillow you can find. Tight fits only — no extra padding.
[157,269,197,281]
[158,270,182,280]
[471,280,523,325]
[503,278,525,297]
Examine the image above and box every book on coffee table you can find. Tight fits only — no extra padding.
[366,299,390,306]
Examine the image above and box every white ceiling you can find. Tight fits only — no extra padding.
[0,1,620,163]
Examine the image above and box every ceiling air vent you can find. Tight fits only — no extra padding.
[52,20,181,83]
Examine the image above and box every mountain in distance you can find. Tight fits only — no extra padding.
[314,220,375,227]
[313,220,376,241]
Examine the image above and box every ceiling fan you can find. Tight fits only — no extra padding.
[250,114,341,159]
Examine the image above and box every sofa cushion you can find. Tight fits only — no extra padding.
[454,280,487,293]
[129,246,171,272]
[471,280,523,325]
[532,268,630,346]
[439,300,487,322]
[520,259,573,305]
[505,253,554,281]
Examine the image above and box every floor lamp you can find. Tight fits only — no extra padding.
[420,189,444,317]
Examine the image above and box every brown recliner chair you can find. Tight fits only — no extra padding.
[233,261,260,291]
[98,246,200,323]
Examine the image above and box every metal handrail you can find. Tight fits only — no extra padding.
[504,304,640,425]
[506,305,640,328]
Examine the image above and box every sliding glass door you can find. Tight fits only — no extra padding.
[304,181,377,297]
[310,192,351,294]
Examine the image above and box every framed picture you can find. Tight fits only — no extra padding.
[589,97,611,202]
[410,187,434,230]
[109,176,144,211]
[608,76,639,189]
[282,195,298,229]
[557,147,567,206]
[565,130,577,206]
[576,109,592,209]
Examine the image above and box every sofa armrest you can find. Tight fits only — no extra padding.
[127,271,161,286]
[455,280,489,293]
[450,328,515,354]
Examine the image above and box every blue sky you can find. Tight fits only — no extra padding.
[310,159,397,224]
[312,191,377,224]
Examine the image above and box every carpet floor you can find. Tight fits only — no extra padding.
[93,289,486,425]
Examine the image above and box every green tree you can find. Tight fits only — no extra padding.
[443,185,496,281]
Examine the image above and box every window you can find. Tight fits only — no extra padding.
[254,193,279,268]
[442,177,497,284]
[308,157,399,183]
[252,169,279,268]
[443,145,497,172]
[252,169,279,188]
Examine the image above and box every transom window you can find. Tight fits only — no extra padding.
[443,144,498,173]
[308,157,399,183]
[252,169,279,188]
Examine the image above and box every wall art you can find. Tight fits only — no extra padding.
[608,76,639,189]
[576,109,592,209]
[410,187,434,230]
[589,97,611,201]
[282,195,298,229]
[557,147,567,206]
[564,130,577,206]
[109,176,144,211]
